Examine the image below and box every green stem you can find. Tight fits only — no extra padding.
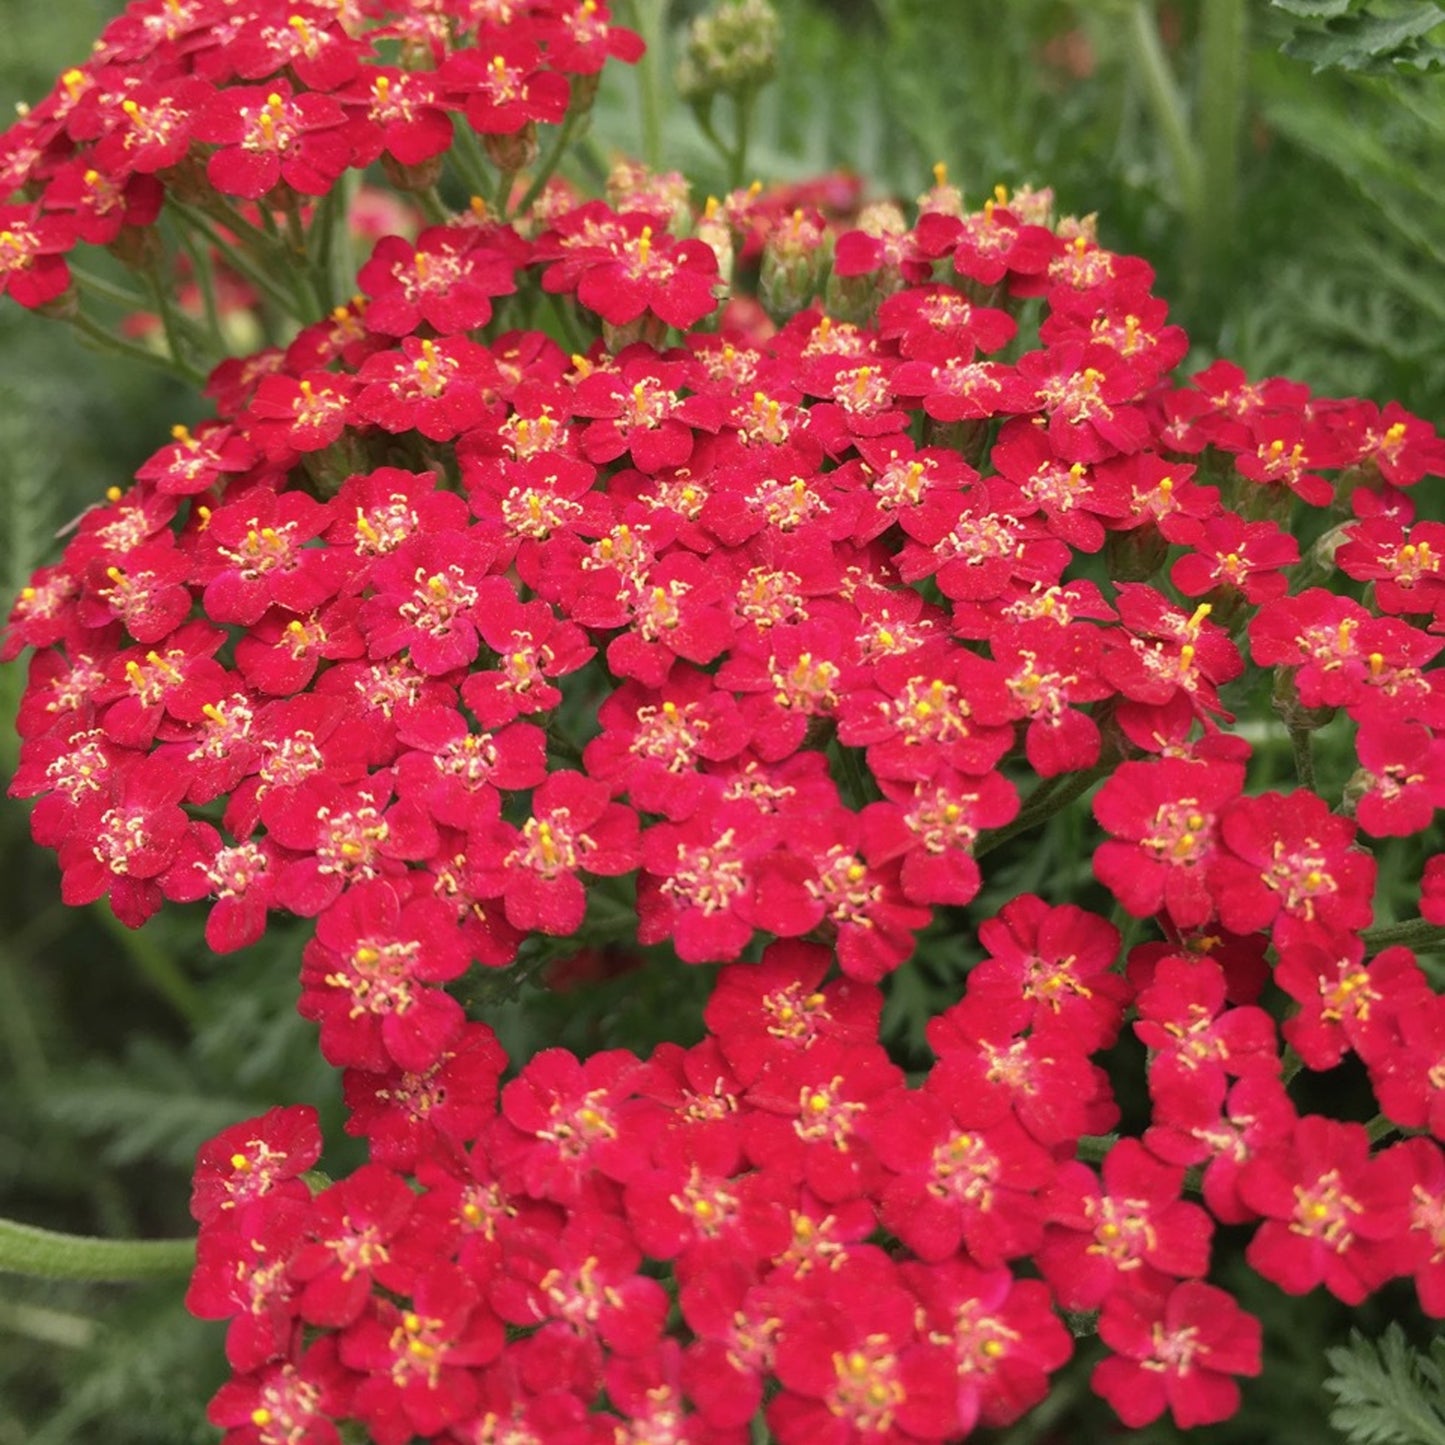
[177,226,227,353]
[493,166,520,217]
[0,1299,97,1349]
[449,119,497,205]
[974,764,1109,861]
[1361,917,1445,954]
[307,181,345,313]
[1075,1132,1117,1165]
[63,309,203,384]
[1124,2,1203,223]
[65,265,153,313]
[730,87,756,193]
[1194,0,1245,281]
[279,192,322,319]
[691,100,735,180]
[831,740,875,812]
[91,902,209,1029]
[0,1216,194,1282]
[417,186,453,227]
[1288,721,1316,793]
[629,0,669,171]
[168,201,301,317]
[145,262,197,380]
[1364,1112,1399,1146]
[543,289,589,355]
[1281,1043,1305,1086]
[513,105,587,218]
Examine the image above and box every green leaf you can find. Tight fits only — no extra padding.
[1323,1326,1445,1445]
[1273,0,1356,17]
[1280,3,1445,72]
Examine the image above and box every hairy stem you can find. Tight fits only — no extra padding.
[0,1216,194,1282]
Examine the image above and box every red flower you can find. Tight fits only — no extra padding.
[43,161,162,247]
[190,1105,322,1227]
[541,0,646,73]
[269,775,437,916]
[297,879,471,1073]
[194,84,352,199]
[206,1338,348,1445]
[1273,938,1428,1072]
[1209,789,1375,951]
[1133,955,1280,1123]
[357,530,496,676]
[1169,511,1299,604]
[337,67,456,169]
[1352,717,1445,836]
[1036,1140,1213,1310]
[1240,1115,1413,1303]
[187,1196,308,1373]
[56,752,201,926]
[1093,756,1246,928]
[1367,990,1445,1138]
[245,372,358,459]
[1394,1136,1445,1316]
[441,37,570,135]
[1145,1074,1297,1226]
[866,1088,1057,1266]
[768,1257,957,1445]
[741,1038,903,1202]
[927,1002,1105,1149]
[704,940,881,1086]
[488,1212,668,1395]
[1336,515,1445,616]
[636,802,780,962]
[835,644,1016,783]
[1093,1280,1262,1429]
[227,11,363,93]
[494,1047,655,1205]
[465,770,639,935]
[342,1265,503,1445]
[353,336,497,442]
[584,668,752,820]
[290,1163,422,1328]
[197,489,346,627]
[1017,341,1152,462]
[544,209,721,330]
[357,225,519,337]
[341,1019,506,1171]
[966,895,1130,1052]
[860,768,1019,907]
[902,1259,1072,1433]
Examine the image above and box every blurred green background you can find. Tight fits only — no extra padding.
[2,1,1443,1440]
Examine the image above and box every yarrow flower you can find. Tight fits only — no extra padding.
[2,2,1445,1438]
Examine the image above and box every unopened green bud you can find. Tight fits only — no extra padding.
[676,0,781,104]
[607,162,693,234]
[758,207,829,323]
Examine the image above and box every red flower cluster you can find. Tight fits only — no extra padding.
[6,2,1445,1440]
[0,0,642,309]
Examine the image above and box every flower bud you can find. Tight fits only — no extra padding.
[693,196,735,291]
[758,207,829,323]
[1271,667,1335,732]
[483,121,538,174]
[675,0,781,104]
[825,199,907,324]
[380,151,446,195]
[917,161,965,220]
[606,162,693,233]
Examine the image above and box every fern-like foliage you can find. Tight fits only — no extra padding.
[1324,1326,1445,1445]
[1273,0,1445,73]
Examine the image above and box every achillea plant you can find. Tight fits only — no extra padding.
[2,1,1444,1440]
